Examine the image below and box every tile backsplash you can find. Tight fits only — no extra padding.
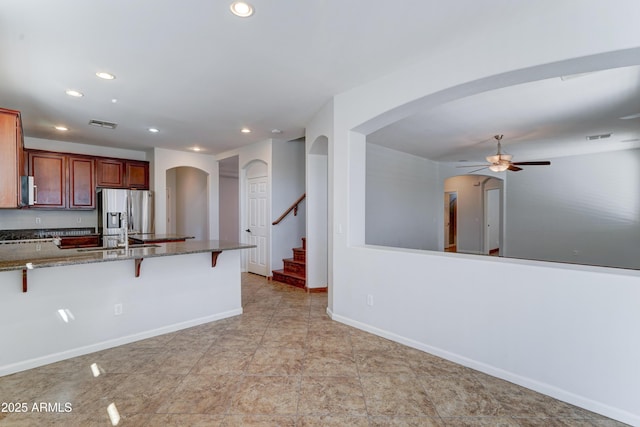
[0,209,97,230]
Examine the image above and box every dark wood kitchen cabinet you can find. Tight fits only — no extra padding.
[68,156,96,209]
[97,158,149,189]
[0,108,25,208]
[126,160,149,189]
[96,158,125,188]
[28,151,66,208]
[27,151,96,210]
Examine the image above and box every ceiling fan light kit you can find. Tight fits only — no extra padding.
[458,134,551,173]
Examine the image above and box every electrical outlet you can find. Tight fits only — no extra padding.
[35,217,41,224]
[367,294,374,306]
[114,303,123,316]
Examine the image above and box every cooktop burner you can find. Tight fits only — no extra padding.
[0,228,96,243]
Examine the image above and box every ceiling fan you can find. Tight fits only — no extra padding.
[459,134,551,172]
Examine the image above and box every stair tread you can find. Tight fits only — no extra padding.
[283,258,305,265]
[273,269,305,279]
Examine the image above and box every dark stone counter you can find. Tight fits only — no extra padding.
[0,240,254,272]
[129,234,195,243]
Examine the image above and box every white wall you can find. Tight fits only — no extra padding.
[175,167,209,240]
[218,139,272,272]
[271,139,306,271]
[153,148,218,240]
[25,137,148,161]
[306,134,329,289]
[0,250,243,375]
[366,144,439,250]
[306,101,333,290]
[0,137,148,230]
[316,2,640,423]
[505,148,640,269]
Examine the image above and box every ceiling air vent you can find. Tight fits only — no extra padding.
[88,119,117,129]
[586,133,611,141]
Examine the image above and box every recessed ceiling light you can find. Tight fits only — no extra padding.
[148,128,159,133]
[192,147,202,152]
[241,128,251,133]
[111,98,118,104]
[65,89,83,97]
[54,125,68,131]
[96,71,116,80]
[230,1,254,17]
[271,129,283,134]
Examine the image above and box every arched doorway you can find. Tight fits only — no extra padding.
[165,166,209,240]
[443,174,503,255]
[307,136,329,289]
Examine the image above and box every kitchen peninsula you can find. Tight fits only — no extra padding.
[0,239,254,376]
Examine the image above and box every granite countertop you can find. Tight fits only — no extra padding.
[129,234,195,243]
[0,240,255,272]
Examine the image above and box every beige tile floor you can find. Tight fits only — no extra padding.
[0,273,630,426]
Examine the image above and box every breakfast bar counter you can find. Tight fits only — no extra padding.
[0,240,254,376]
[0,240,253,272]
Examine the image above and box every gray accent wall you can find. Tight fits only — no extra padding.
[365,143,439,250]
[504,148,640,269]
[271,139,306,271]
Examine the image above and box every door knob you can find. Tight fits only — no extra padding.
[245,229,251,233]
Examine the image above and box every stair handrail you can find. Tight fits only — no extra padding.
[273,193,306,225]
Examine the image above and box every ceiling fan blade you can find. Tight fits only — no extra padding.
[508,165,523,172]
[512,161,551,166]
[456,164,490,168]
[468,166,489,173]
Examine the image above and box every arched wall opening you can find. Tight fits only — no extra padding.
[330,47,640,426]
[165,166,209,240]
[218,156,240,242]
[443,175,503,256]
[307,135,329,289]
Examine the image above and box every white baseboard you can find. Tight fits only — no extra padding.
[330,312,639,427]
[0,308,243,377]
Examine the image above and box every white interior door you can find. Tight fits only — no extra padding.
[247,176,268,276]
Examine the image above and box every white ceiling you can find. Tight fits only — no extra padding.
[367,65,640,163]
[0,0,489,155]
[1,1,638,160]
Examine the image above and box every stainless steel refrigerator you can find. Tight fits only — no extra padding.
[98,189,154,246]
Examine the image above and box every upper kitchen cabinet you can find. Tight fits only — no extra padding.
[28,151,66,208]
[96,158,125,188]
[0,108,25,208]
[97,158,149,189]
[126,160,149,189]
[68,156,96,209]
[27,151,96,210]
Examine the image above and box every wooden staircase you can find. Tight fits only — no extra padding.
[272,237,306,289]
